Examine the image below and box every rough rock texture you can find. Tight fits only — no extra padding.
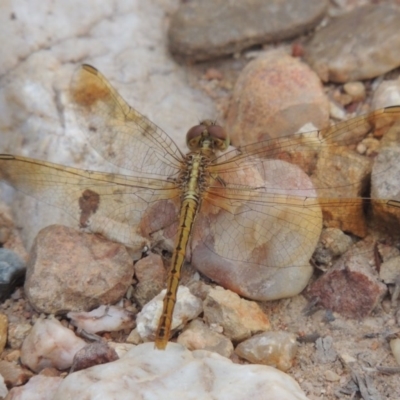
[169,0,328,62]
[307,238,387,318]
[53,343,309,400]
[25,225,133,314]
[305,3,400,82]
[226,52,330,144]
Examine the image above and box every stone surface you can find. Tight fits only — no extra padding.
[168,0,328,62]
[136,286,202,343]
[390,338,400,366]
[304,3,400,82]
[235,331,298,372]
[25,225,133,314]
[0,202,29,264]
[0,313,8,353]
[307,238,387,318]
[7,322,32,350]
[191,157,322,301]
[0,360,33,388]
[177,319,234,358]
[67,305,135,334]
[372,77,400,110]
[0,1,216,254]
[0,374,7,398]
[226,51,330,145]
[133,253,166,307]
[7,375,62,400]
[371,126,400,231]
[53,343,309,400]
[202,287,270,342]
[21,317,86,373]
[379,256,400,285]
[313,228,353,266]
[0,249,26,302]
[70,342,119,373]
[312,146,372,237]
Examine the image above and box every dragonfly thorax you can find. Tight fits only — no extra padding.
[186,120,230,154]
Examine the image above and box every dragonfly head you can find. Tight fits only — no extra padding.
[186,120,230,153]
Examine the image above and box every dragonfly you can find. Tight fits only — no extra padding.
[1,64,400,350]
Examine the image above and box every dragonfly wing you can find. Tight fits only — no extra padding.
[211,106,400,237]
[70,65,183,177]
[191,158,323,301]
[0,155,181,251]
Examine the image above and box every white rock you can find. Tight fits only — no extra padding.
[0,0,216,252]
[67,305,135,334]
[235,331,298,372]
[136,286,202,342]
[0,374,7,398]
[21,317,86,372]
[7,375,62,400]
[53,343,309,400]
[177,319,234,358]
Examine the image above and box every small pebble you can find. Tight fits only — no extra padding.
[343,81,366,101]
[390,338,400,365]
[324,370,340,382]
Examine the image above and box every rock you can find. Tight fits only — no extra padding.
[0,249,26,302]
[0,374,7,398]
[324,370,340,382]
[235,331,298,372]
[136,286,202,343]
[226,52,330,145]
[21,317,86,373]
[7,322,32,350]
[390,338,400,365]
[343,82,366,103]
[307,238,387,318]
[53,343,309,399]
[312,146,372,237]
[304,3,400,82]
[177,319,234,358]
[203,287,270,342]
[133,253,166,307]
[7,375,62,400]
[0,360,33,387]
[168,0,327,62]
[379,256,400,285]
[314,336,337,364]
[0,314,8,353]
[25,225,133,314]
[313,228,353,266]
[67,305,135,334]
[371,128,400,231]
[70,342,119,373]
[107,342,134,358]
[191,157,322,301]
[0,202,29,264]
[372,76,400,109]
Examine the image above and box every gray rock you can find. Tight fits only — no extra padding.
[305,3,400,82]
[169,0,328,62]
[0,248,26,301]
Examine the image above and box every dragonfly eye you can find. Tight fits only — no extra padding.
[208,125,230,150]
[186,123,230,151]
[186,124,206,150]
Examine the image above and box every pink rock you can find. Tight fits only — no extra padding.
[225,51,329,146]
[307,238,387,318]
[25,225,133,314]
